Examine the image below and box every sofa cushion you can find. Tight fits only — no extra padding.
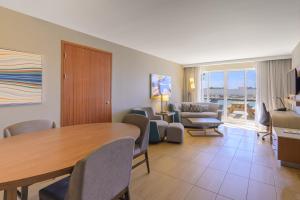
[181,112,218,118]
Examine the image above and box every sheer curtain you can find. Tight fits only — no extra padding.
[256,59,292,121]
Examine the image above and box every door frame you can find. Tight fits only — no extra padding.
[61,41,112,126]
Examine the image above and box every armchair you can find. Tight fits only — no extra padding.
[131,107,168,143]
[143,107,163,120]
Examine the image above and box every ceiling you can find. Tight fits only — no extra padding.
[1,0,300,64]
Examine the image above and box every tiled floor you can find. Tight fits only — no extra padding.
[1,124,300,200]
[130,125,300,200]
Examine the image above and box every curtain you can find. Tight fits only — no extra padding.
[183,67,199,102]
[256,59,292,121]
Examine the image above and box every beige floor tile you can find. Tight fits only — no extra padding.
[252,153,276,168]
[238,142,254,152]
[215,195,232,200]
[216,147,237,158]
[247,180,276,200]
[228,159,251,178]
[131,170,192,200]
[274,167,300,193]
[234,149,253,162]
[198,145,221,155]
[276,186,300,200]
[192,151,215,166]
[219,174,248,200]
[168,146,200,161]
[196,168,226,193]
[150,156,180,174]
[185,186,216,200]
[222,138,241,148]
[209,155,232,172]
[164,160,206,184]
[250,164,275,185]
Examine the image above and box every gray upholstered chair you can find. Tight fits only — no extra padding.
[4,119,56,137]
[3,119,56,200]
[131,107,168,143]
[122,114,150,173]
[39,138,135,200]
[143,107,162,120]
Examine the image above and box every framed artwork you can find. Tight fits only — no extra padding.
[0,49,42,105]
[150,74,171,99]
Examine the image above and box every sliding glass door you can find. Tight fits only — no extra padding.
[202,72,225,118]
[246,70,256,120]
[227,71,246,121]
[201,69,256,122]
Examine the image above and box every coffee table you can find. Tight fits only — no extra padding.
[187,118,224,137]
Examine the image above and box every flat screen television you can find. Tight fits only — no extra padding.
[287,68,300,95]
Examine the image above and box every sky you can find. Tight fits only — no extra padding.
[203,70,256,89]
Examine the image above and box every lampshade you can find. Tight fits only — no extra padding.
[162,94,169,102]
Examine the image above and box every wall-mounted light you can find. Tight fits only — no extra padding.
[189,77,195,89]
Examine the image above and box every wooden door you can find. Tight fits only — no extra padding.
[61,41,112,126]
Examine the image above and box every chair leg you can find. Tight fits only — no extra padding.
[124,188,130,200]
[21,186,28,200]
[3,190,7,200]
[145,151,150,174]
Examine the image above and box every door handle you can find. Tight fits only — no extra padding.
[106,101,110,105]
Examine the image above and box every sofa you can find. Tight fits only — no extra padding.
[170,102,222,127]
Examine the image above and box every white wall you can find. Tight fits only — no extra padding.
[0,7,183,136]
[292,41,300,68]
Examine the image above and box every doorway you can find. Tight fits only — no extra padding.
[61,41,112,126]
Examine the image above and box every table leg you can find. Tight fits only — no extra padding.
[214,128,224,136]
[5,187,18,200]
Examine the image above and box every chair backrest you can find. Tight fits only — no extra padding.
[122,114,150,152]
[3,120,56,137]
[143,107,155,119]
[66,138,135,200]
[130,108,148,117]
[259,103,271,126]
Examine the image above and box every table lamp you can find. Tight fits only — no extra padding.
[160,94,169,112]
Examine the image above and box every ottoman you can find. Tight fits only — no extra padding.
[166,123,184,143]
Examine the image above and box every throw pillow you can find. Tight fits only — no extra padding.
[200,104,209,112]
[190,104,201,112]
[181,103,190,112]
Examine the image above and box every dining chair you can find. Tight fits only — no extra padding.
[3,119,56,200]
[39,137,135,200]
[122,114,150,173]
[3,119,56,137]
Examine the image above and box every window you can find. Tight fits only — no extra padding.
[200,69,256,121]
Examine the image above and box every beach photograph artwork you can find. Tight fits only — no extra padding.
[0,49,42,105]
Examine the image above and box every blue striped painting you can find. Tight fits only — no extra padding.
[0,49,42,105]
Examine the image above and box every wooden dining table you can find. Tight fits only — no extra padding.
[0,123,140,200]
